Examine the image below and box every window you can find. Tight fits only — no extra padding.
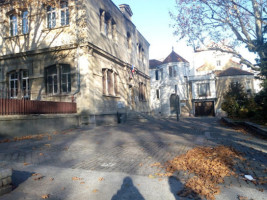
[46,64,71,95]
[173,66,177,77]
[102,69,119,96]
[9,72,18,98]
[60,1,69,26]
[22,10,29,34]
[9,70,29,99]
[155,70,159,80]
[156,89,160,99]
[198,83,210,97]
[10,15,18,36]
[139,82,147,101]
[160,68,163,79]
[216,60,221,67]
[127,32,132,50]
[169,66,173,78]
[246,80,251,93]
[175,85,177,94]
[47,6,56,28]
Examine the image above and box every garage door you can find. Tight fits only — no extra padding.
[195,101,215,117]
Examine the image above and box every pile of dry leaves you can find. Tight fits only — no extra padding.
[165,145,245,200]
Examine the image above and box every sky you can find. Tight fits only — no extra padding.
[112,0,195,62]
[112,0,256,67]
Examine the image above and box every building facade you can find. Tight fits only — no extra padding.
[149,50,190,117]
[0,0,150,125]
[150,50,256,117]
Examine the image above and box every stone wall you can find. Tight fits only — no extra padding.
[0,168,12,196]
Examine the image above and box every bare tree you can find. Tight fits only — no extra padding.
[170,0,266,78]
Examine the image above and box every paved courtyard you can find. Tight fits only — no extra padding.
[0,117,266,200]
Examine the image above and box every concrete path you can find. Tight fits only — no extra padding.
[0,117,266,200]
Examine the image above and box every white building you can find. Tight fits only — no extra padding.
[149,50,190,117]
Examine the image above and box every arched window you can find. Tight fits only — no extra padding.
[10,15,18,36]
[60,1,69,26]
[22,10,29,34]
[47,5,56,28]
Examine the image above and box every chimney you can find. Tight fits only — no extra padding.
[119,4,133,21]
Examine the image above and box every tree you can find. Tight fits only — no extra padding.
[221,82,249,117]
[170,0,267,80]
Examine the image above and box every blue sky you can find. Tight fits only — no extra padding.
[112,0,194,62]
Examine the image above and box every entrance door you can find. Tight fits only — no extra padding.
[170,94,180,115]
[195,101,215,116]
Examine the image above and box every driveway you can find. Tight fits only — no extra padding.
[0,117,266,200]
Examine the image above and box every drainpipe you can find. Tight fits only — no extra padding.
[72,0,80,102]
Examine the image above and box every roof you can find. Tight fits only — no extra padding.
[149,59,162,69]
[162,50,189,64]
[216,67,254,77]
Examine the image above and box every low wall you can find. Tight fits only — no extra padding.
[0,168,12,196]
[0,114,79,139]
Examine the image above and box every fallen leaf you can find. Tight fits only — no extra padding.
[32,173,40,176]
[72,177,83,181]
[24,162,30,166]
[148,174,155,179]
[139,163,143,167]
[238,196,248,200]
[39,153,44,156]
[98,177,104,181]
[80,182,85,184]
[50,178,54,181]
[34,176,44,181]
[41,194,50,199]
[92,189,98,193]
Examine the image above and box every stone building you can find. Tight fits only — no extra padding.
[0,0,150,125]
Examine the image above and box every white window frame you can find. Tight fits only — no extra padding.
[22,10,29,34]
[60,1,69,26]
[10,14,18,36]
[47,5,56,29]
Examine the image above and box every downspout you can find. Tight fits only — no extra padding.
[72,0,80,101]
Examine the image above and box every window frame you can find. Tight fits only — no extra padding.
[60,0,69,26]
[8,70,29,99]
[22,10,29,34]
[10,14,18,36]
[102,68,119,97]
[47,5,56,29]
[46,64,71,95]
[198,83,210,97]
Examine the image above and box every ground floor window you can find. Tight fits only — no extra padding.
[139,82,147,101]
[46,64,71,95]
[9,70,29,99]
[102,68,119,96]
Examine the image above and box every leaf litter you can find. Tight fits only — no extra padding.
[163,145,245,200]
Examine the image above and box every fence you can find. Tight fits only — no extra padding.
[0,99,77,115]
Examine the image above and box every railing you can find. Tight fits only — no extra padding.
[0,99,77,115]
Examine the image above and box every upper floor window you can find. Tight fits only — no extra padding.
[102,69,119,96]
[10,15,18,36]
[155,70,159,80]
[100,10,117,41]
[60,1,69,26]
[216,60,221,67]
[47,6,56,29]
[198,83,210,97]
[169,66,173,78]
[127,32,132,50]
[22,10,29,34]
[46,64,71,95]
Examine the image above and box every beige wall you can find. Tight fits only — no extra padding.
[0,0,150,124]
